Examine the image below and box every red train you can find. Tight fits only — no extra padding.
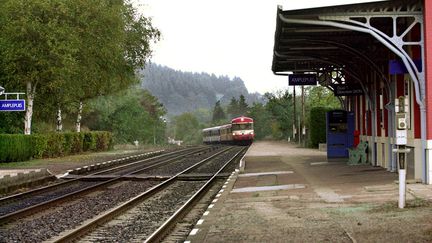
[202,116,254,145]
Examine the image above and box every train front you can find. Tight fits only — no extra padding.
[231,116,254,145]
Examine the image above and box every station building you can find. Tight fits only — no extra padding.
[272,0,432,184]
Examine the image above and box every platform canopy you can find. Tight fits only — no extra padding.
[272,0,424,97]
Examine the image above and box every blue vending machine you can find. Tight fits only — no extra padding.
[326,110,355,159]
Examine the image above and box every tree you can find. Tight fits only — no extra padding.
[265,91,293,140]
[238,94,249,116]
[227,97,239,119]
[309,107,330,148]
[0,0,160,134]
[248,103,272,140]
[0,0,78,134]
[69,0,160,133]
[212,100,226,124]
[306,85,341,110]
[173,113,201,144]
[83,88,166,144]
[302,86,340,131]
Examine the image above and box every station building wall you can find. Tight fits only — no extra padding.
[355,71,423,180]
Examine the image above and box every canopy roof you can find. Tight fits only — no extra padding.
[272,0,423,89]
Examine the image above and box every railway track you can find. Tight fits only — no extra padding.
[0,145,245,242]
[0,146,211,224]
[50,146,246,242]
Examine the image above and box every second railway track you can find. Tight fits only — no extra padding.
[0,145,247,243]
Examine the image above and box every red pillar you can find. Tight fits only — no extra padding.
[425,0,432,140]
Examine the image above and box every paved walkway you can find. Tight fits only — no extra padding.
[186,141,432,243]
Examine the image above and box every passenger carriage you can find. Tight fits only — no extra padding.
[202,116,254,145]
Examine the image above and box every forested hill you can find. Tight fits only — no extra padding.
[139,63,263,115]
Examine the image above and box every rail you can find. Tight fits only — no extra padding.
[50,147,234,242]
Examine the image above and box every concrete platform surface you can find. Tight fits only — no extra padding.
[0,169,44,178]
[186,141,432,243]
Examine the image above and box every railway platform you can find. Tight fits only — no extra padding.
[186,141,432,242]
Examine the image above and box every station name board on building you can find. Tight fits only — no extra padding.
[288,74,317,86]
[334,84,363,96]
[0,100,26,111]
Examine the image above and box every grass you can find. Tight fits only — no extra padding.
[0,159,53,168]
[369,197,432,213]
[322,204,371,215]
[0,146,161,169]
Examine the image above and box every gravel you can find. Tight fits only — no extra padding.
[190,146,244,174]
[82,181,205,242]
[0,181,158,243]
[139,147,225,176]
[0,180,101,217]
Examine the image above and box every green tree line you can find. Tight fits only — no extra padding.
[170,86,341,146]
[140,63,264,116]
[0,0,163,145]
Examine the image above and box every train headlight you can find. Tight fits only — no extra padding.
[232,133,236,136]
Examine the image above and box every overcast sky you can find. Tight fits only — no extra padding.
[133,0,383,94]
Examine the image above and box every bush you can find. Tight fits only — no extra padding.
[95,131,112,151]
[0,134,33,162]
[70,132,84,153]
[43,133,65,157]
[63,132,84,155]
[83,132,97,151]
[32,134,48,159]
[0,131,113,162]
[309,107,330,148]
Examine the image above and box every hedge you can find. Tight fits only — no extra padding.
[309,107,330,148]
[0,134,33,162]
[0,131,113,162]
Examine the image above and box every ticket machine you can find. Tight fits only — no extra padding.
[326,110,354,159]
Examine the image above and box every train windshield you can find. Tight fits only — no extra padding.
[232,123,253,130]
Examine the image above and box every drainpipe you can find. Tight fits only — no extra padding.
[385,80,397,172]
[371,75,377,166]
[420,105,427,182]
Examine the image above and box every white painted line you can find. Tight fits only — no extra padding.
[315,188,345,202]
[231,184,306,193]
[310,162,329,166]
[197,219,204,225]
[238,171,294,177]
[189,228,199,235]
[203,211,210,216]
[235,169,239,172]
[212,199,218,203]
[222,185,227,188]
[208,204,214,208]
[216,193,221,198]
[224,182,229,185]
[184,241,191,243]
[57,172,69,178]
[219,189,224,193]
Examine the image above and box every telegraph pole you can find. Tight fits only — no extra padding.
[301,85,305,146]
